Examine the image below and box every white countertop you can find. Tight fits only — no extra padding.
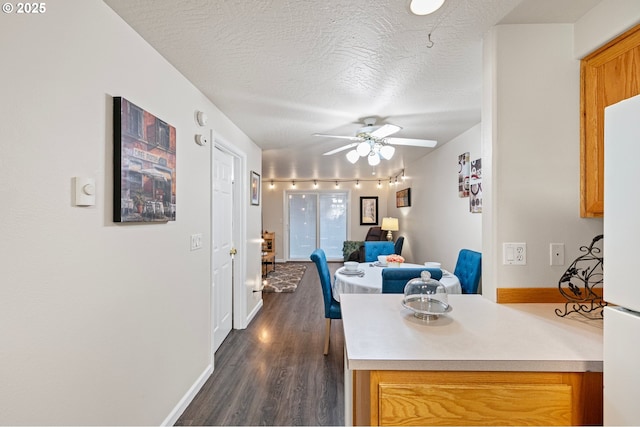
[341,294,603,372]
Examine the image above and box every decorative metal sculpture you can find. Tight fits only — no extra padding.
[555,234,607,319]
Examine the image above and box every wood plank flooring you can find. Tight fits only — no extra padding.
[176,262,344,426]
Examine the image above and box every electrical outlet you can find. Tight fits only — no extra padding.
[190,233,203,251]
[550,243,565,265]
[503,243,526,265]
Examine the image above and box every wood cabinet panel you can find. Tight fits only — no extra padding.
[581,24,640,217]
[379,383,571,426]
[356,370,602,426]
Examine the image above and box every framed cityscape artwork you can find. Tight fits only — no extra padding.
[113,97,176,223]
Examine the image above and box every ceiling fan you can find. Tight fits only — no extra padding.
[314,118,437,166]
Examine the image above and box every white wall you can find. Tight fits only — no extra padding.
[0,0,261,424]
[385,125,482,271]
[262,180,389,261]
[574,0,640,58]
[482,22,614,301]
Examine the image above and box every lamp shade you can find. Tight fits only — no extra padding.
[381,217,399,231]
[357,141,372,157]
[346,149,359,164]
[367,152,381,166]
[379,144,395,160]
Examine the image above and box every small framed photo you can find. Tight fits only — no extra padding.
[396,188,411,208]
[360,196,378,225]
[250,171,261,206]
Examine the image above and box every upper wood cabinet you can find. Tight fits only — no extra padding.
[581,24,640,217]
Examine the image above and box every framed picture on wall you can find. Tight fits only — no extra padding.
[396,188,411,208]
[360,196,378,225]
[250,171,261,205]
[113,96,177,223]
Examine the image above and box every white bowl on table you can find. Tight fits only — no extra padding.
[424,261,442,269]
[377,255,388,266]
[344,261,358,272]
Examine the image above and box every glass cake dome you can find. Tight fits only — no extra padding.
[402,270,451,320]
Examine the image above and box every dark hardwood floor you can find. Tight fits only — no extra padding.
[176,262,345,426]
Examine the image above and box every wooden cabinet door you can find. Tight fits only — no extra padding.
[581,24,640,217]
[360,370,602,426]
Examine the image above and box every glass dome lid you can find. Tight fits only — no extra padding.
[402,271,451,320]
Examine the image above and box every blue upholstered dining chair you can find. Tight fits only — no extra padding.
[394,236,405,256]
[363,241,395,262]
[381,268,443,294]
[453,249,482,294]
[310,248,341,355]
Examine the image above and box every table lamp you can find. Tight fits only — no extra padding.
[381,217,399,241]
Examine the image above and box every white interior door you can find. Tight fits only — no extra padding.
[212,147,234,352]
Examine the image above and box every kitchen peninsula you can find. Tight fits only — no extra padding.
[341,294,603,426]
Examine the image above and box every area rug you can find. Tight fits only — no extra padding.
[262,263,307,293]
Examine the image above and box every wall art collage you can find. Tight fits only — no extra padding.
[458,152,482,213]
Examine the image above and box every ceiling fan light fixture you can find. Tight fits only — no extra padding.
[379,144,395,160]
[410,0,445,15]
[357,141,372,157]
[346,149,360,164]
[368,152,381,166]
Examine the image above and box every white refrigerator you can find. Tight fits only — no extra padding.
[603,93,640,426]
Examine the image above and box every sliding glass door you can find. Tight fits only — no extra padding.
[288,191,347,260]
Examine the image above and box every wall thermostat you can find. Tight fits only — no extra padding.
[195,134,209,146]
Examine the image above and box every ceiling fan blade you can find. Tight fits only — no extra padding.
[323,142,359,156]
[386,137,437,148]
[313,133,362,141]
[370,124,401,138]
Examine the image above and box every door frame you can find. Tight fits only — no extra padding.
[211,134,248,360]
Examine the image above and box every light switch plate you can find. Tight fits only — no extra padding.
[503,242,526,265]
[73,177,95,206]
[190,233,203,251]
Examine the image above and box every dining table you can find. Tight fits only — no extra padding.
[332,262,461,302]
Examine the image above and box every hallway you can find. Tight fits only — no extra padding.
[176,262,345,426]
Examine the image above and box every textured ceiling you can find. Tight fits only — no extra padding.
[103,0,600,180]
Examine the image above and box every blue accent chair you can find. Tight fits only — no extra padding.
[381,268,443,294]
[310,248,341,355]
[453,249,482,294]
[363,241,395,263]
[394,236,405,256]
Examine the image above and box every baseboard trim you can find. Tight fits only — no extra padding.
[245,298,263,326]
[161,363,213,426]
[497,287,603,303]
